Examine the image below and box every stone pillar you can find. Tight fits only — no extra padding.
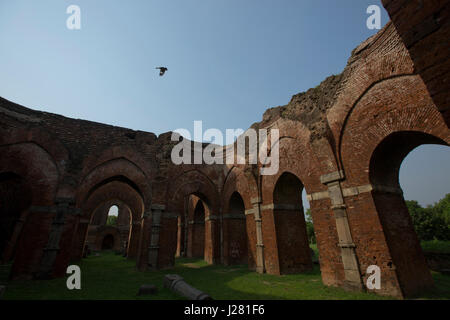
[136,209,151,271]
[176,218,184,257]
[1,209,28,263]
[36,198,80,279]
[10,205,54,279]
[71,217,90,261]
[320,171,362,290]
[148,204,165,270]
[164,274,212,300]
[251,197,265,274]
[159,212,179,268]
[204,214,219,264]
[244,209,257,271]
[186,219,194,258]
[118,225,130,255]
[127,221,141,259]
[220,209,224,265]
[183,198,189,257]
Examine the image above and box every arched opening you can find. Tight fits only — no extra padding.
[302,188,317,264]
[225,192,248,265]
[76,176,145,262]
[106,205,118,226]
[191,199,205,259]
[369,131,449,296]
[0,172,32,262]
[101,234,115,250]
[273,172,313,274]
[84,201,132,256]
[400,145,450,248]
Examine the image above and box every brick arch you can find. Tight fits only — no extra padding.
[167,169,220,214]
[260,135,322,201]
[222,191,248,266]
[0,127,69,177]
[81,145,156,182]
[165,169,221,265]
[74,181,144,261]
[340,75,449,186]
[260,170,313,275]
[222,166,257,212]
[88,200,132,255]
[0,142,59,206]
[222,167,258,268]
[82,181,144,222]
[76,157,152,209]
[339,74,450,298]
[0,141,62,279]
[186,196,206,259]
[94,226,121,252]
[91,199,132,227]
[327,21,415,146]
[260,136,338,277]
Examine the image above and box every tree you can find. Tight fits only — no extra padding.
[434,193,450,224]
[304,209,316,244]
[406,198,450,241]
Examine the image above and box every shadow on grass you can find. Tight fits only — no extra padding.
[0,252,449,300]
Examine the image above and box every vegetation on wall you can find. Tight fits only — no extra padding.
[106,215,117,226]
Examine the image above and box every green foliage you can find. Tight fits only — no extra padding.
[421,240,450,254]
[305,209,316,244]
[407,195,450,242]
[435,193,450,224]
[106,215,117,226]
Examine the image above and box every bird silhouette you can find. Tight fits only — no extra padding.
[155,67,168,76]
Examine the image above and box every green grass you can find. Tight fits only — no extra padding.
[1,250,449,300]
[421,240,450,254]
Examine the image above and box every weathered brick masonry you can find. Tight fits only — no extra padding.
[0,1,449,298]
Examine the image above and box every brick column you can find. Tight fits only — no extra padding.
[176,218,184,257]
[251,197,265,274]
[118,225,130,255]
[320,171,362,290]
[186,219,194,258]
[127,220,141,259]
[1,209,28,263]
[36,198,80,279]
[136,210,151,271]
[159,211,179,268]
[204,214,219,264]
[148,204,165,269]
[71,217,90,261]
[183,198,189,257]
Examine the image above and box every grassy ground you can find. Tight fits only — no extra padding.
[421,240,450,254]
[1,250,449,300]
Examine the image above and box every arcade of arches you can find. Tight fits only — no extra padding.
[0,2,449,298]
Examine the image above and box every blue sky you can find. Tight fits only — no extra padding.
[0,0,448,206]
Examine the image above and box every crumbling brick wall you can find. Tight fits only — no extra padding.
[1,2,449,298]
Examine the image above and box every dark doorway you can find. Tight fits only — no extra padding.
[0,172,31,262]
[101,234,114,250]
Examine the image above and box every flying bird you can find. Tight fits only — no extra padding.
[155,67,168,76]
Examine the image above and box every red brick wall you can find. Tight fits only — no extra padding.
[382,0,450,125]
[1,5,448,298]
